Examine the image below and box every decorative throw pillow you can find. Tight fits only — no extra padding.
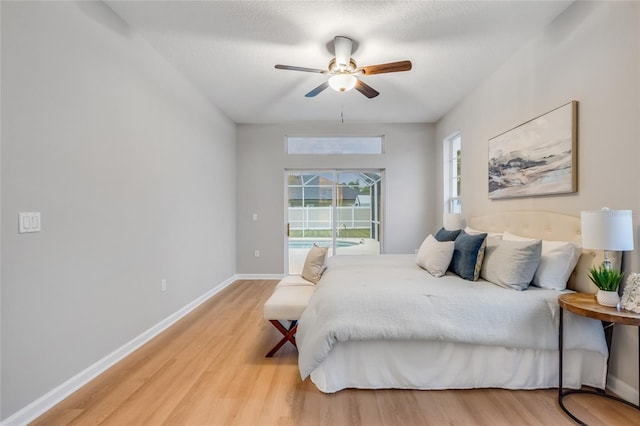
[502,231,582,290]
[301,244,328,284]
[481,238,542,290]
[449,230,487,281]
[464,226,503,239]
[416,234,455,277]
[434,227,462,242]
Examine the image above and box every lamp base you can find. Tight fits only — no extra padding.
[602,250,613,271]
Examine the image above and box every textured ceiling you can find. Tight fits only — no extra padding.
[105,1,573,124]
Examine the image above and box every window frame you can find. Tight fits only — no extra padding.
[443,132,461,214]
[286,135,384,155]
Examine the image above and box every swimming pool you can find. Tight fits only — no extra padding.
[288,240,359,249]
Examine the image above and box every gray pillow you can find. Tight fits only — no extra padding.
[481,238,542,290]
[449,230,487,281]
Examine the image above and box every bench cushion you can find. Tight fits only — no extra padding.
[275,275,316,288]
[264,284,315,320]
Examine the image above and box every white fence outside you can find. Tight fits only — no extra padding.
[289,206,373,233]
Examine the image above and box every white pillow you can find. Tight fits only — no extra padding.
[301,244,328,284]
[465,226,502,239]
[502,231,582,290]
[481,238,542,291]
[416,234,455,277]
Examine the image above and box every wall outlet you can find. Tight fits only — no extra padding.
[161,279,167,292]
[414,248,419,254]
[254,250,260,257]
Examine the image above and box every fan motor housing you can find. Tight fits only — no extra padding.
[328,58,357,73]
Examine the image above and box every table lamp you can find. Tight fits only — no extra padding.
[580,208,634,270]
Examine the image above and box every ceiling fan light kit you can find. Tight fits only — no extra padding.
[275,36,411,98]
[329,73,357,92]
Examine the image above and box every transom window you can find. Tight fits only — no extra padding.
[287,136,383,155]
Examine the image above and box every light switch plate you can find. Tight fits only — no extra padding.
[19,212,41,233]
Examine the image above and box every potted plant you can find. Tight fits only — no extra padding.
[588,266,625,307]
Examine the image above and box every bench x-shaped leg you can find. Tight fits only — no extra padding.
[266,320,298,357]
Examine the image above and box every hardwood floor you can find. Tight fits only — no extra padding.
[32,280,640,426]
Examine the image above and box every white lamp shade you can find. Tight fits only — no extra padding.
[443,213,463,230]
[328,73,357,92]
[580,209,634,251]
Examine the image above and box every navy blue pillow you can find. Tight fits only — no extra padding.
[434,227,461,242]
[449,230,488,281]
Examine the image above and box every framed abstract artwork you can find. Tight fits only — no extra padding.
[488,101,577,199]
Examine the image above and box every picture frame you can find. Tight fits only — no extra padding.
[488,101,577,199]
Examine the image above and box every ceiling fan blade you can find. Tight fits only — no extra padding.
[361,60,412,75]
[275,64,326,74]
[334,36,353,68]
[355,80,379,99]
[305,81,330,97]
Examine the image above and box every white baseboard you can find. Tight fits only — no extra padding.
[607,373,639,405]
[236,273,285,280]
[1,275,238,426]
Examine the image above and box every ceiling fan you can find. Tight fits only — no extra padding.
[275,36,412,99]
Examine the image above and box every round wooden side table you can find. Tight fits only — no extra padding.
[558,292,640,425]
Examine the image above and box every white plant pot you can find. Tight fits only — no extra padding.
[596,290,619,307]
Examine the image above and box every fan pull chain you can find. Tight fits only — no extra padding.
[341,102,344,124]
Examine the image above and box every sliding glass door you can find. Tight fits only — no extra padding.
[286,170,383,274]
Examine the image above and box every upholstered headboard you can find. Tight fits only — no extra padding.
[469,210,620,293]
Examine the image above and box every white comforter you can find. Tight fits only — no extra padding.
[297,254,608,379]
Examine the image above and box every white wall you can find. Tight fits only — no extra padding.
[236,122,436,274]
[1,1,236,419]
[436,1,640,402]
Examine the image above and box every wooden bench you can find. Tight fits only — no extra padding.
[263,276,315,357]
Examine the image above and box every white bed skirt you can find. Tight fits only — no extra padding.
[309,339,607,393]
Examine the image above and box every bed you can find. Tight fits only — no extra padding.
[296,211,614,393]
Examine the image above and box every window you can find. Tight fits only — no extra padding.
[287,136,383,154]
[444,132,461,214]
[286,170,383,274]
